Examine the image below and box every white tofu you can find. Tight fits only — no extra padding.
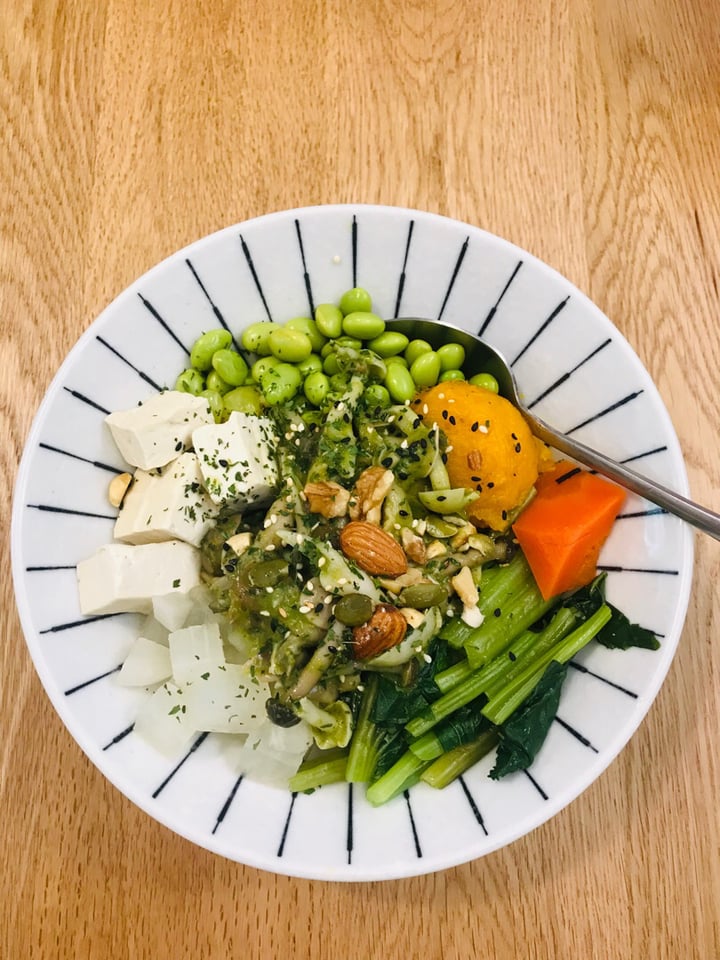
[105,390,214,470]
[192,411,278,509]
[76,540,201,615]
[113,452,219,547]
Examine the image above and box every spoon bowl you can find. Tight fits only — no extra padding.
[390,317,720,540]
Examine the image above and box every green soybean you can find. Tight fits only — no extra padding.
[190,329,233,371]
[286,316,327,352]
[268,327,313,363]
[304,371,330,406]
[364,384,391,409]
[404,339,433,365]
[322,353,341,376]
[385,363,416,403]
[241,321,279,356]
[260,363,302,405]
[175,368,205,395]
[342,311,385,340]
[251,356,281,381]
[339,287,372,316]
[385,355,408,368]
[469,372,500,394]
[206,370,232,395]
[410,351,441,388]
[367,331,409,357]
[211,349,249,386]
[200,388,224,421]
[314,303,343,339]
[297,354,323,377]
[437,343,466,371]
[223,385,264,415]
[439,369,466,383]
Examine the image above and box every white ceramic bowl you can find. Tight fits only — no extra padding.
[11,205,693,881]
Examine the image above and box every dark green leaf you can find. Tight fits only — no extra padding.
[596,604,660,651]
[489,659,568,779]
[435,703,492,753]
[370,638,454,726]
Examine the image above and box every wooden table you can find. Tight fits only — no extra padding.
[3,1,719,956]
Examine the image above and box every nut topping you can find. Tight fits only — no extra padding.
[352,603,408,659]
[303,480,351,518]
[339,520,408,577]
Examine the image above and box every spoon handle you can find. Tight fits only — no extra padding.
[528,415,720,541]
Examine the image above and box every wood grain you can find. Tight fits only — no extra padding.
[2,1,720,957]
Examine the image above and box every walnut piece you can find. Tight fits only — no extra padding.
[349,466,394,525]
[303,480,351,518]
[400,527,427,564]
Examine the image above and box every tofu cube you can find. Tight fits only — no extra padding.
[192,411,278,509]
[76,540,201,615]
[113,452,219,547]
[105,390,214,470]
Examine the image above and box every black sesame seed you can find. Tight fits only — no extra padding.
[175,441,183,452]
[218,458,228,468]
[515,443,522,453]
[314,602,325,613]
[437,495,447,502]
[471,421,479,432]
[502,510,507,520]
[471,476,482,482]
[441,410,449,420]
[399,509,409,517]
[327,645,338,654]
[412,418,421,429]
[508,650,517,661]
[487,481,495,489]
[448,415,456,425]
[381,456,393,468]
[493,607,501,617]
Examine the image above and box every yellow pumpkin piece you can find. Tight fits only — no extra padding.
[412,381,551,531]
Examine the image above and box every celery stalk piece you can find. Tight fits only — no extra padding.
[365,751,431,806]
[482,604,613,726]
[345,675,381,783]
[288,756,348,792]
[420,731,499,789]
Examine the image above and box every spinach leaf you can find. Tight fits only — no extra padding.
[489,659,567,779]
[435,703,492,753]
[562,574,659,650]
[371,638,455,726]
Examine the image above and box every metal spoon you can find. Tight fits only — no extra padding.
[389,317,720,540]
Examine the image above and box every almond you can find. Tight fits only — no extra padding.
[352,603,408,659]
[339,520,408,577]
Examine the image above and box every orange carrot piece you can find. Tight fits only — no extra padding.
[512,464,626,600]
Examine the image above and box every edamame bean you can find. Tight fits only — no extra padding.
[404,339,433,365]
[304,371,330,406]
[241,321,280,356]
[286,316,327,352]
[314,303,343,339]
[364,384,390,408]
[322,353,341,376]
[223,385,264,415]
[268,327,313,363]
[385,355,408,368]
[211,349,249,386]
[251,355,281,381]
[175,368,205,395]
[385,363,416,403]
[322,336,362,356]
[297,354,323,377]
[190,329,233,371]
[439,369,466,383]
[367,331,409,357]
[437,343,466,371]
[200,388,224,421]
[206,370,232,395]
[339,287,372,316]
[260,363,302,405]
[342,311,385,340]
[469,372,499,393]
[410,351,441,388]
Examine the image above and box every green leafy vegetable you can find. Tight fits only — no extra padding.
[490,659,568,779]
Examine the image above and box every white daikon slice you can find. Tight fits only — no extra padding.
[184,664,269,735]
[117,636,172,686]
[169,622,224,683]
[134,681,196,756]
[235,719,313,788]
[152,591,194,631]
